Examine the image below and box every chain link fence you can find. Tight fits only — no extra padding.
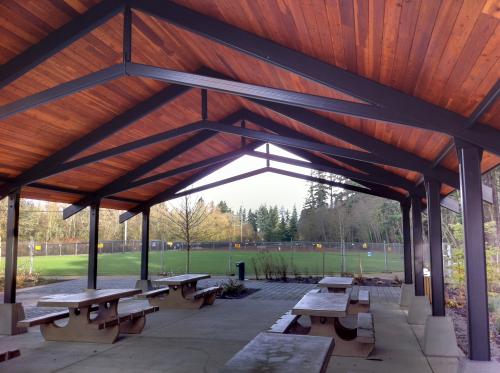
[1,240,404,276]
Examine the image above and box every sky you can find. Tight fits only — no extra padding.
[171,144,322,212]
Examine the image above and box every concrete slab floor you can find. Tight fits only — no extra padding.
[0,280,461,373]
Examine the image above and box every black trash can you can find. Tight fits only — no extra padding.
[235,262,245,281]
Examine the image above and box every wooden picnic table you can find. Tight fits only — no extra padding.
[36,288,142,343]
[318,276,353,293]
[150,274,213,309]
[291,292,374,357]
[220,332,334,373]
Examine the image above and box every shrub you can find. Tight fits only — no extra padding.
[221,278,246,297]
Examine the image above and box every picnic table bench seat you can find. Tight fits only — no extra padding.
[136,287,169,299]
[17,305,99,328]
[186,286,221,305]
[356,312,375,344]
[348,288,370,314]
[307,288,322,294]
[0,349,20,363]
[17,302,158,341]
[268,311,309,334]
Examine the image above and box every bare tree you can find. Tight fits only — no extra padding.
[167,195,209,273]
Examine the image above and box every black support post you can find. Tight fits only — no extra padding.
[141,208,150,281]
[87,202,100,290]
[401,200,413,285]
[411,194,424,296]
[424,178,445,316]
[455,139,490,361]
[4,191,20,304]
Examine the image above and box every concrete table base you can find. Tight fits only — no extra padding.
[0,303,27,335]
[399,283,414,308]
[423,316,460,357]
[457,359,500,373]
[135,279,153,292]
[407,295,431,325]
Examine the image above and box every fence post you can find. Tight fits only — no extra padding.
[45,241,48,256]
[59,244,62,256]
[75,242,78,256]
[383,241,388,272]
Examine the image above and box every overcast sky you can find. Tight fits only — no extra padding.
[170,144,322,212]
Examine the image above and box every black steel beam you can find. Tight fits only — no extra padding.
[0,64,124,121]
[170,168,268,200]
[455,139,490,361]
[131,0,500,155]
[125,62,386,119]
[119,141,264,222]
[88,202,100,290]
[243,110,418,192]
[248,150,392,187]
[467,80,499,127]
[123,5,132,63]
[140,208,150,281]
[268,167,405,201]
[253,100,459,187]
[425,178,445,316]
[0,0,124,89]
[411,194,425,296]
[401,200,412,284]
[0,82,191,199]
[126,148,249,191]
[45,122,204,176]
[63,130,216,219]
[3,190,20,304]
[201,89,208,120]
[202,121,417,170]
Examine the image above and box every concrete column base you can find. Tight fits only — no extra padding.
[399,283,414,308]
[423,316,460,356]
[407,295,431,325]
[135,279,152,292]
[457,359,500,373]
[0,303,27,335]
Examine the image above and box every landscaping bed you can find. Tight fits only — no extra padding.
[446,286,500,362]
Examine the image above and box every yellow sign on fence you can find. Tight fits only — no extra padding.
[234,243,241,249]
[98,243,104,249]
[35,245,42,251]
[315,243,322,250]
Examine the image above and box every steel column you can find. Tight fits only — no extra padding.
[87,203,100,290]
[140,208,150,281]
[401,200,413,285]
[424,178,445,316]
[455,139,490,361]
[411,195,424,296]
[3,191,20,304]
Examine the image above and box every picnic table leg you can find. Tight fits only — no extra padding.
[40,306,119,343]
[119,316,145,334]
[149,284,204,309]
[307,316,373,358]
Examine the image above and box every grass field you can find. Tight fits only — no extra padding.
[9,250,403,277]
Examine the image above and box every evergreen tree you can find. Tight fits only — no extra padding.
[247,209,258,233]
[217,201,231,213]
[313,170,329,207]
[277,208,288,241]
[289,205,299,240]
[256,205,269,238]
[303,180,316,210]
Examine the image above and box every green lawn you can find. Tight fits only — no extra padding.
[12,249,403,277]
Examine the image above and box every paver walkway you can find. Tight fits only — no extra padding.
[0,277,459,372]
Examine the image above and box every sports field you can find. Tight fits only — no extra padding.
[11,249,403,277]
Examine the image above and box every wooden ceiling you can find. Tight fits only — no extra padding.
[0,0,499,212]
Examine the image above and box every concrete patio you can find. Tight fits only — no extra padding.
[0,277,462,372]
